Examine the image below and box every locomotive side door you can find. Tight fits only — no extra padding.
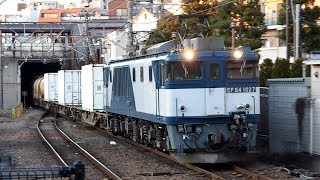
[103,67,109,110]
[152,60,164,119]
[205,61,226,115]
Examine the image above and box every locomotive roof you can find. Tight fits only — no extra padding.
[109,38,258,64]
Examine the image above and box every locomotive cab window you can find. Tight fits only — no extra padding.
[227,60,258,79]
[210,63,220,80]
[165,61,203,81]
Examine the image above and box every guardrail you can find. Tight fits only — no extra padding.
[11,103,23,119]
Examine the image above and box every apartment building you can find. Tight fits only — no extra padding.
[81,0,108,15]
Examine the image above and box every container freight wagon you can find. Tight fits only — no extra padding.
[81,64,106,112]
[44,73,58,101]
[58,70,81,106]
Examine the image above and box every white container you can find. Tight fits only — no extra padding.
[44,73,58,101]
[81,64,106,112]
[58,70,81,106]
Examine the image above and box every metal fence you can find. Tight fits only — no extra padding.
[259,87,269,135]
[0,155,85,180]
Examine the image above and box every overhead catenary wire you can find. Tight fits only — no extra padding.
[2,0,264,63]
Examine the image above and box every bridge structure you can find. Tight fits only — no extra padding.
[0,19,127,111]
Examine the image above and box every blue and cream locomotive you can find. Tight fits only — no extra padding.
[104,37,260,163]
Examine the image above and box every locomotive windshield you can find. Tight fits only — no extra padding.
[165,61,203,80]
[227,60,258,79]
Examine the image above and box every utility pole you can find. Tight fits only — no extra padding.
[231,21,236,49]
[127,0,134,56]
[80,8,95,65]
[0,2,6,109]
[0,30,2,109]
[295,4,301,60]
[286,0,290,60]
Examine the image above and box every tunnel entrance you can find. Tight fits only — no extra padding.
[21,62,62,107]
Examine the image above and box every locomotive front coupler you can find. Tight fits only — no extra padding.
[229,111,247,124]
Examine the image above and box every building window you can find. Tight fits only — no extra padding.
[41,13,58,18]
[149,66,152,82]
[140,67,144,82]
[116,9,128,16]
[144,13,147,19]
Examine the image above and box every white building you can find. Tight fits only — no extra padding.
[102,31,127,64]
[103,8,159,63]
[80,0,107,15]
[133,8,158,42]
[153,0,184,15]
[258,25,287,63]
[28,0,63,10]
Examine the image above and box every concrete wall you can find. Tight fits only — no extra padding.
[268,78,310,154]
[1,59,20,110]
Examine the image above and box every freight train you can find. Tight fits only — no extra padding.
[33,37,260,163]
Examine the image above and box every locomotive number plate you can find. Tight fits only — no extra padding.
[226,87,256,93]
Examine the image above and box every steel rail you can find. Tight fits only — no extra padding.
[54,121,122,180]
[37,119,68,167]
[230,164,272,180]
[94,127,225,180]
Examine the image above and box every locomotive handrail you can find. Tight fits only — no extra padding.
[109,52,169,64]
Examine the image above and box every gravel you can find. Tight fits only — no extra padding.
[0,109,59,168]
[1,109,320,180]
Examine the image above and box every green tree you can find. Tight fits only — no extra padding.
[146,16,179,45]
[259,58,274,86]
[291,58,304,77]
[272,58,290,78]
[147,0,266,50]
[146,0,217,45]
[210,0,267,49]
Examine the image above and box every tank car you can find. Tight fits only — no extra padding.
[33,77,44,100]
[104,37,260,163]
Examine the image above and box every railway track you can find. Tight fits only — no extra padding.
[56,119,212,179]
[94,126,273,180]
[36,113,121,179]
[52,114,290,180]
[197,163,274,180]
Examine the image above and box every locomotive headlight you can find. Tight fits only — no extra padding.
[237,104,244,110]
[245,104,250,110]
[183,49,194,60]
[233,49,243,59]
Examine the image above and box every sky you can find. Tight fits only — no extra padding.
[0,0,79,14]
